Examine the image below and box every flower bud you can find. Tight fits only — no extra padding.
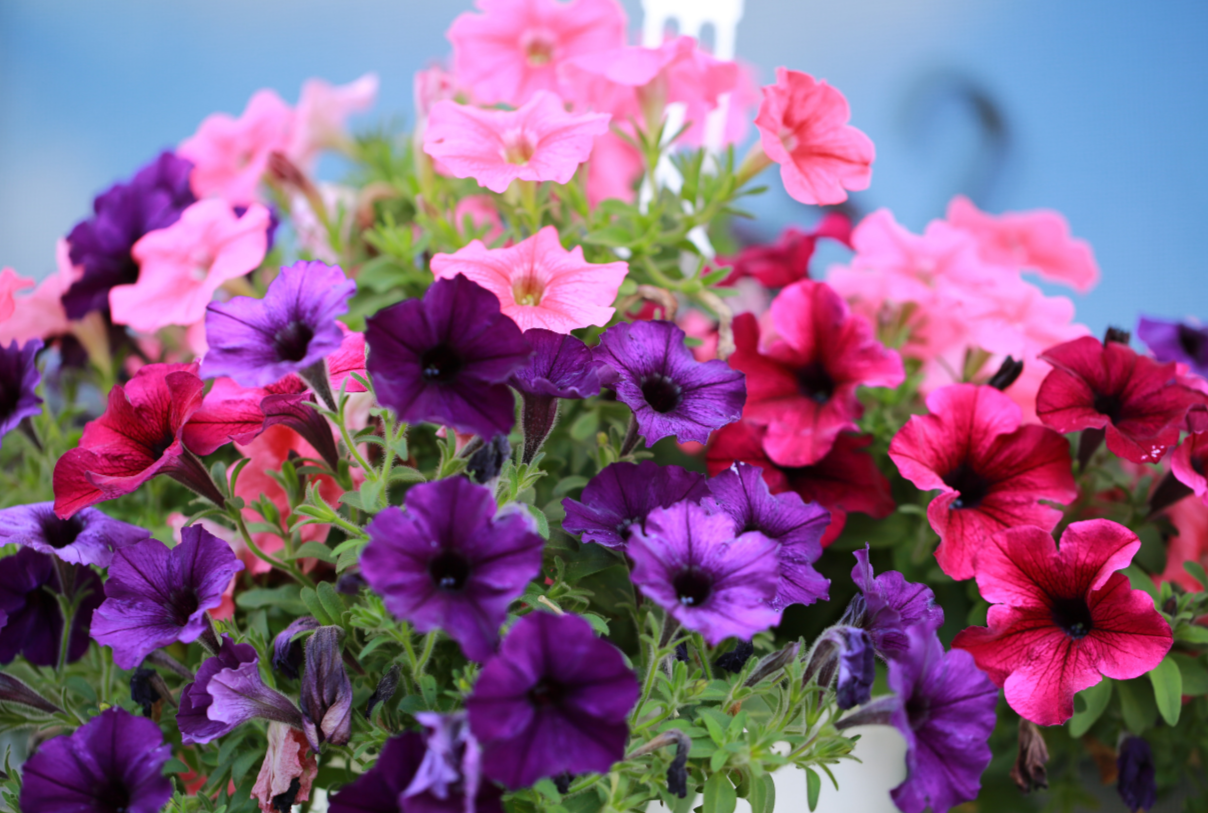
[1009,719,1049,793]
[272,617,320,680]
[300,626,353,749]
[1116,736,1156,813]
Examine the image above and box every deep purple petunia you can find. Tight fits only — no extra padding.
[272,615,320,679]
[62,150,197,319]
[594,320,746,446]
[0,338,43,441]
[1116,736,1157,813]
[628,499,782,645]
[0,502,149,567]
[0,547,102,666]
[19,706,173,813]
[362,477,544,662]
[201,260,357,391]
[561,460,711,550]
[707,462,830,610]
[366,274,532,438]
[830,626,875,710]
[90,524,245,668]
[467,612,640,789]
[851,545,944,657]
[300,625,353,749]
[1138,316,1208,378]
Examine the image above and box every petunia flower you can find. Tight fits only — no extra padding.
[562,460,710,550]
[706,462,831,610]
[365,274,532,438]
[424,91,610,194]
[362,477,544,662]
[272,616,320,680]
[90,525,246,669]
[300,625,353,749]
[628,499,782,644]
[888,384,1078,581]
[0,242,80,345]
[952,520,1173,726]
[19,707,172,813]
[1037,335,1204,464]
[718,214,852,289]
[729,279,904,467]
[594,319,746,447]
[252,723,318,813]
[0,502,148,568]
[0,547,102,666]
[849,545,944,657]
[109,199,271,332]
[0,339,44,441]
[288,73,379,168]
[447,0,627,107]
[0,267,31,321]
[753,67,874,206]
[1137,316,1208,378]
[1172,429,1208,505]
[431,226,627,333]
[466,611,639,789]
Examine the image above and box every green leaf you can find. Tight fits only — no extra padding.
[300,587,334,626]
[316,581,346,624]
[581,613,610,636]
[552,476,589,498]
[526,504,550,539]
[1117,677,1159,734]
[1176,623,1208,644]
[805,767,821,812]
[1183,560,1208,589]
[1122,565,1159,600]
[1069,679,1113,737]
[1149,655,1184,726]
[235,585,307,615]
[337,491,366,511]
[290,541,336,564]
[702,772,736,813]
[1172,653,1208,695]
[748,774,775,813]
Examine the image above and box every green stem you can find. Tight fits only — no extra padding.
[337,393,377,483]
[413,630,438,678]
[629,613,666,728]
[232,511,315,588]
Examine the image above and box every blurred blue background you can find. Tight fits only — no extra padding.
[2,0,1206,335]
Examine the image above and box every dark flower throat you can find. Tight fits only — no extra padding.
[942,463,990,509]
[429,551,472,591]
[640,374,683,413]
[673,567,713,607]
[421,344,465,382]
[1050,596,1093,640]
[273,319,315,363]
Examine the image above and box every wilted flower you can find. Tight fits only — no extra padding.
[252,723,318,813]
[299,625,353,749]
[272,616,320,680]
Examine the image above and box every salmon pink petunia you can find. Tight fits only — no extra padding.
[179,89,294,205]
[423,91,610,194]
[1159,497,1208,592]
[754,68,874,206]
[287,73,379,168]
[889,384,1078,581]
[431,226,627,333]
[952,521,1172,726]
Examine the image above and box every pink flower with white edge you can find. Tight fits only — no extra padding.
[423,91,609,194]
[287,73,379,169]
[179,89,294,205]
[0,267,33,322]
[431,226,627,332]
[0,241,79,344]
[110,200,269,333]
[754,68,874,206]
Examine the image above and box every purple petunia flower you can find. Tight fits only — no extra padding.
[0,547,102,666]
[19,707,173,813]
[90,524,245,669]
[300,625,353,749]
[405,712,491,813]
[594,320,745,446]
[850,545,944,657]
[467,612,640,789]
[829,627,875,710]
[628,499,782,645]
[272,615,320,679]
[366,274,532,438]
[561,460,711,550]
[1117,736,1157,813]
[362,477,544,662]
[707,462,830,610]
[62,151,197,319]
[0,502,149,567]
[1137,316,1208,377]
[201,260,357,392]
[0,338,43,441]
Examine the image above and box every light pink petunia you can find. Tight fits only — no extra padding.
[110,200,269,333]
[754,67,874,206]
[179,90,295,205]
[586,130,644,205]
[0,245,79,343]
[423,91,610,193]
[453,195,505,243]
[287,73,379,169]
[447,0,627,107]
[0,267,33,322]
[431,226,627,333]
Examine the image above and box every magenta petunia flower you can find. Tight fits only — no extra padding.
[90,525,245,669]
[366,275,532,438]
[1137,316,1208,378]
[952,520,1173,726]
[888,383,1078,581]
[424,91,610,194]
[628,499,782,644]
[754,68,874,206]
[0,502,149,567]
[0,547,102,667]
[1172,430,1208,504]
[850,546,944,657]
[718,214,852,288]
[0,338,44,441]
[467,611,639,788]
[562,460,710,549]
[362,477,544,662]
[729,279,904,467]
[431,226,627,333]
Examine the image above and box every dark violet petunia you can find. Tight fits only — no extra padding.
[707,461,830,610]
[362,477,544,662]
[0,547,102,666]
[1117,736,1157,813]
[201,260,357,391]
[61,150,196,319]
[366,274,532,438]
[467,612,640,789]
[953,521,1172,726]
[850,545,944,657]
[19,706,173,813]
[0,339,43,441]
[90,525,245,669]
[561,460,710,550]
[299,625,353,749]
[272,615,320,679]
[628,499,782,645]
[0,502,149,567]
[829,626,875,710]
[594,319,745,446]
[1138,316,1208,378]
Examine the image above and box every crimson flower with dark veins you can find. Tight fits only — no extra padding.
[888,384,1078,581]
[952,520,1173,726]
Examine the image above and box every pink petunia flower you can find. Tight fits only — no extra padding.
[447,0,627,107]
[110,200,270,333]
[952,521,1172,726]
[424,91,610,194]
[1172,430,1208,505]
[0,241,79,344]
[431,226,627,333]
[888,384,1078,581]
[586,130,644,205]
[754,68,874,206]
[287,73,378,169]
[0,267,33,322]
[1159,497,1208,592]
[179,89,294,205]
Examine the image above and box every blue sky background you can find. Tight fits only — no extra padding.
[2,0,1205,335]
